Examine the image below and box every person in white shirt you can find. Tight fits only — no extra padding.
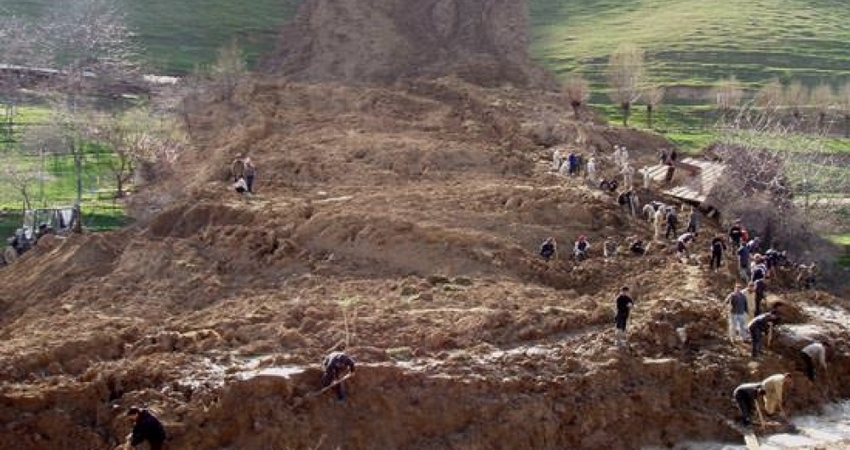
[801,341,829,381]
[761,373,792,417]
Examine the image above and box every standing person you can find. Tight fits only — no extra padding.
[614,286,635,348]
[568,151,579,176]
[729,220,744,249]
[733,382,766,428]
[621,163,635,188]
[321,350,356,401]
[751,278,766,317]
[737,243,751,283]
[539,237,557,261]
[231,157,246,182]
[710,234,726,271]
[748,312,779,358]
[761,373,792,418]
[586,157,598,184]
[686,207,700,233]
[244,157,256,193]
[125,407,166,450]
[552,148,564,171]
[800,341,829,381]
[665,207,679,240]
[726,284,749,342]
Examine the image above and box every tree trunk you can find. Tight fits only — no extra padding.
[622,102,631,126]
[647,105,654,129]
[570,101,581,120]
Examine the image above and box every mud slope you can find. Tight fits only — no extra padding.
[265,0,557,89]
[2,0,850,448]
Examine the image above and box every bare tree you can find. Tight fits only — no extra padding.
[37,0,141,232]
[0,154,39,211]
[562,73,589,119]
[605,44,644,126]
[643,85,665,129]
[210,38,248,101]
[754,78,783,118]
[0,14,43,150]
[713,75,743,118]
[90,107,182,198]
[838,82,850,138]
[782,80,807,128]
[809,83,835,132]
[713,107,849,263]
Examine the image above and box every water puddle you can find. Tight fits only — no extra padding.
[667,401,850,450]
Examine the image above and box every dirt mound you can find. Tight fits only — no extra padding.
[2,69,850,450]
[265,0,557,89]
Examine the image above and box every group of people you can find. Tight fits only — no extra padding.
[539,235,592,262]
[551,148,583,177]
[118,350,356,449]
[231,156,257,194]
[733,341,830,428]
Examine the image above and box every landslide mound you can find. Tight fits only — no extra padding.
[265,0,557,89]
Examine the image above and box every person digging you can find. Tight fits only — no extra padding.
[321,350,356,401]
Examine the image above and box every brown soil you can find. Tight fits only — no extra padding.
[2,1,850,449]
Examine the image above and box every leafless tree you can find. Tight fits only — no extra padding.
[712,107,849,263]
[838,82,850,138]
[754,78,782,118]
[210,38,248,101]
[37,0,141,231]
[808,83,835,133]
[562,73,589,119]
[0,14,44,149]
[605,43,644,126]
[89,107,183,197]
[782,80,807,128]
[713,75,743,118]
[643,85,665,129]
[0,154,38,212]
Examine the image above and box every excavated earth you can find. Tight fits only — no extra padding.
[2,0,850,449]
[1,75,849,450]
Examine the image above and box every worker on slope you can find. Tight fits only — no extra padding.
[733,382,766,428]
[800,341,829,382]
[125,407,167,450]
[614,286,635,348]
[761,373,792,419]
[726,283,749,343]
[322,350,356,401]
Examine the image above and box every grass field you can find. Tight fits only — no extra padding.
[527,0,850,88]
[0,0,300,74]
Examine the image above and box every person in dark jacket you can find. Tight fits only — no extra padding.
[614,286,635,348]
[322,351,356,400]
[710,234,726,271]
[733,382,766,427]
[126,407,166,450]
[539,237,557,261]
[748,312,780,358]
[728,220,743,249]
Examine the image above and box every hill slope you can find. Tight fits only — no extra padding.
[527,0,850,87]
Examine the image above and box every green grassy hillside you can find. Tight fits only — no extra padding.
[0,0,299,73]
[527,0,850,88]
[3,0,850,86]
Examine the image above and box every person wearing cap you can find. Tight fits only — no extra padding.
[321,350,356,401]
[733,382,766,427]
[614,286,634,348]
[800,341,829,381]
[125,407,166,450]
